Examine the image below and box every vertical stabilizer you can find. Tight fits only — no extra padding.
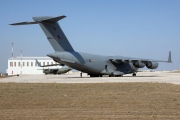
[10,16,74,52]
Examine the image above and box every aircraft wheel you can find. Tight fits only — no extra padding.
[115,75,123,77]
[109,75,113,77]
[90,74,99,77]
[90,75,93,77]
[132,73,136,76]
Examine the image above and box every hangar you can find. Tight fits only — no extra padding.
[6,57,62,75]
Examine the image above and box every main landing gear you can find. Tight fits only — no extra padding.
[109,75,123,77]
[89,74,102,77]
[132,73,136,76]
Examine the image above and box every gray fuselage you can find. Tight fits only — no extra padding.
[47,51,138,75]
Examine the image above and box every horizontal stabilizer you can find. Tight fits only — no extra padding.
[33,15,66,23]
[10,15,66,25]
[10,21,38,25]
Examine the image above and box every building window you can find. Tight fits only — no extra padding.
[18,62,20,67]
[35,62,37,66]
[31,62,33,66]
[10,62,13,67]
[47,62,49,65]
[51,62,53,65]
[27,62,29,67]
[43,62,45,66]
[14,62,16,67]
[23,62,25,67]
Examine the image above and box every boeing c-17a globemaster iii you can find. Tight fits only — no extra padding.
[10,15,172,77]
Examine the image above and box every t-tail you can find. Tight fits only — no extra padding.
[10,15,74,52]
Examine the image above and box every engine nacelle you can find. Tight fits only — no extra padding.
[146,61,158,69]
[133,61,145,68]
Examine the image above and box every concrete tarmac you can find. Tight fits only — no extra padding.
[0,72,180,85]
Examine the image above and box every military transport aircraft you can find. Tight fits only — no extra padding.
[10,15,172,77]
[35,59,72,75]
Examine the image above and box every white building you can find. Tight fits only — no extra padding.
[6,57,62,75]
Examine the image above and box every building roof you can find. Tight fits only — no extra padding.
[8,57,52,60]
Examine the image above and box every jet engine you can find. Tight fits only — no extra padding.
[133,61,145,68]
[146,61,158,69]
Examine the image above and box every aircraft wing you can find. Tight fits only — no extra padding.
[35,59,62,67]
[37,68,59,70]
[109,51,172,63]
[39,64,61,67]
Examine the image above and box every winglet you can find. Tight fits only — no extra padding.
[35,59,42,67]
[168,51,172,63]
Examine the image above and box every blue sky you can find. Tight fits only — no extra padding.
[0,0,180,72]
